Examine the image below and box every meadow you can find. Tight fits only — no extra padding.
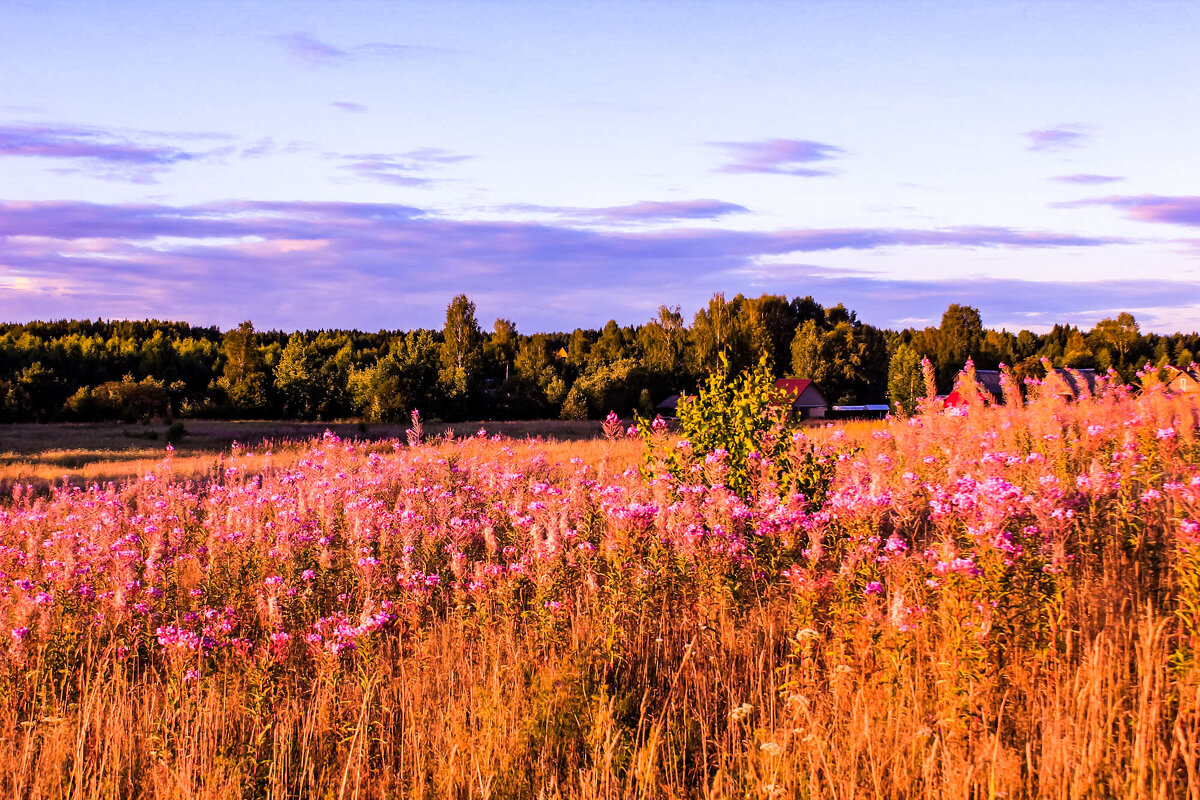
[1,374,1198,798]
[0,418,605,496]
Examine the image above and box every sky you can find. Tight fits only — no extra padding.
[1,0,1199,335]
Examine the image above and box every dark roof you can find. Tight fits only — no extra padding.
[956,369,1004,398]
[655,394,695,410]
[1052,368,1098,395]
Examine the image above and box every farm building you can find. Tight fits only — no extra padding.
[1053,368,1099,398]
[944,370,1004,406]
[945,368,1098,407]
[1165,365,1200,396]
[773,379,829,419]
[654,394,693,419]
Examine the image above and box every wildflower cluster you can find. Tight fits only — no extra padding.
[1,373,1198,797]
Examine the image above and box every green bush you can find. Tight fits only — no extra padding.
[559,385,588,420]
[165,422,188,445]
[636,355,835,502]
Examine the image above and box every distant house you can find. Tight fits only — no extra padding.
[1166,365,1200,396]
[554,347,569,359]
[655,394,693,419]
[1052,368,1099,398]
[945,367,1099,407]
[944,370,1004,407]
[773,379,829,419]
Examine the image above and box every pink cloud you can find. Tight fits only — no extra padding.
[277,33,348,65]
[336,148,471,186]
[277,33,441,66]
[522,199,753,223]
[1059,195,1200,227]
[1026,127,1089,152]
[712,139,842,176]
[0,199,1132,330]
[0,123,233,182]
[0,123,197,165]
[1051,174,1124,185]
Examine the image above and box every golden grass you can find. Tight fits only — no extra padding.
[1,394,1198,798]
[0,418,607,494]
[4,571,1194,798]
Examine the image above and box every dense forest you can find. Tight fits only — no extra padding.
[1,293,1196,423]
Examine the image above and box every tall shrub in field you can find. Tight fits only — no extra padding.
[637,355,834,501]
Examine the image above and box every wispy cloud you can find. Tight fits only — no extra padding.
[712,138,843,176]
[0,199,1135,330]
[0,122,228,182]
[239,137,276,158]
[1058,194,1200,227]
[1051,174,1125,185]
[0,201,1126,253]
[277,32,440,66]
[276,33,349,65]
[592,199,749,223]
[1025,126,1089,152]
[331,101,368,113]
[0,124,198,164]
[502,199,750,223]
[336,148,471,186]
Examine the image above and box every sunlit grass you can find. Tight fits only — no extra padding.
[1,389,1198,797]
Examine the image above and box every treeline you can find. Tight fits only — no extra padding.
[1,296,1196,423]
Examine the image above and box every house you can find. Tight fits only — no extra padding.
[773,379,829,419]
[944,370,999,407]
[945,367,1099,407]
[1166,365,1200,396]
[944,370,1004,407]
[1052,368,1099,398]
[654,394,693,419]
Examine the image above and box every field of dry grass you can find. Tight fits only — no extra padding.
[0,418,605,493]
[1,388,1198,798]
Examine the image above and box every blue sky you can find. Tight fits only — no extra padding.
[1,0,1198,333]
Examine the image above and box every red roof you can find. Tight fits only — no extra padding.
[775,379,814,395]
[774,379,827,408]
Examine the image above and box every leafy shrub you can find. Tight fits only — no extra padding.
[637,355,835,501]
[165,421,188,444]
[558,385,588,420]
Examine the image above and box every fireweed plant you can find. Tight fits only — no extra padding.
[0,368,1198,797]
